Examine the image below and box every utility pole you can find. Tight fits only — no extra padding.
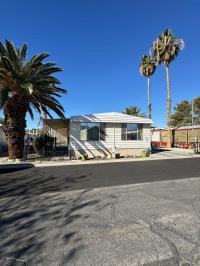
[191,97,198,126]
[191,97,198,144]
[192,99,194,127]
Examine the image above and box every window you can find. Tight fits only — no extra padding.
[100,123,106,141]
[121,123,143,140]
[80,123,106,141]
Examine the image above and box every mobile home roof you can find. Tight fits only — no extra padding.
[70,112,152,124]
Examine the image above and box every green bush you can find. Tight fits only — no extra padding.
[80,154,89,160]
[33,134,54,155]
[141,148,151,157]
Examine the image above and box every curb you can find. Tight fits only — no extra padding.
[33,154,200,167]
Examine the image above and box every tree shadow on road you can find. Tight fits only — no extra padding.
[0,184,104,265]
[0,166,93,197]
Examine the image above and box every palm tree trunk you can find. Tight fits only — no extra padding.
[166,64,172,147]
[147,77,151,119]
[166,65,171,127]
[3,95,27,159]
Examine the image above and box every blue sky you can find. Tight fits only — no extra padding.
[0,0,199,128]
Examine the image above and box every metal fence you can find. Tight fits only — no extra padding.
[24,141,68,160]
[0,125,69,159]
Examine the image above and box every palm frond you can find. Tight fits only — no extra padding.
[139,54,156,77]
[152,28,184,66]
[20,43,27,62]
[0,40,66,120]
[5,40,19,65]
[123,105,146,117]
[27,103,34,120]
[0,89,9,108]
[0,42,6,56]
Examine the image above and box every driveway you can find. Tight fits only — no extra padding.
[151,147,196,159]
[1,158,200,265]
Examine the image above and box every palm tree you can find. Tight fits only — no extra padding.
[152,29,184,127]
[123,105,146,117]
[0,40,66,159]
[139,54,156,119]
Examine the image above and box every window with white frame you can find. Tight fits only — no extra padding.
[80,122,106,141]
[121,123,143,140]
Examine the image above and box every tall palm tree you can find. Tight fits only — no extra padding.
[123,105,146,117]
[152,29,184,127]
[139,54,156,119]
[0,40,66,159]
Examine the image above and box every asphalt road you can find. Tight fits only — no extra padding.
[1,158,200,265]
[1,157,200,196]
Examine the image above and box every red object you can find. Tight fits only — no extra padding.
[151,141,167,148]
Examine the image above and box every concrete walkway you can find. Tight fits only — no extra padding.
[151,147,197,159]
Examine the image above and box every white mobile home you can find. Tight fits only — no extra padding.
[69,112,152,159]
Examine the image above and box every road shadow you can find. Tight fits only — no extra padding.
[0,163,34,174]
[1,160,200,265]
[0,166,92,197]
[151,148,171,154]
[0,166,118,265]
[0,188,104,265]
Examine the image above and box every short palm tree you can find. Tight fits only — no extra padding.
[123,105,146,117]
[0,40,66,159]
[139,54,156,119]
[152,29,184,127]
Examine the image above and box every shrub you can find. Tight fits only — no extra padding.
[80,154,89,160]
[33,134,54,155]
[141,148,151,157]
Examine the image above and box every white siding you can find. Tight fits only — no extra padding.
[70,122,109,151]
[70,122,151,151]
[107,123,151,149]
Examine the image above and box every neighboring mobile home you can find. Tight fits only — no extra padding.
[69,112,152,159]
[45,119,70,145]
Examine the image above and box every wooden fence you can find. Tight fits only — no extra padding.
[151,127,200,148]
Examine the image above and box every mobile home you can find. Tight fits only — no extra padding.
[69,112,152,159]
